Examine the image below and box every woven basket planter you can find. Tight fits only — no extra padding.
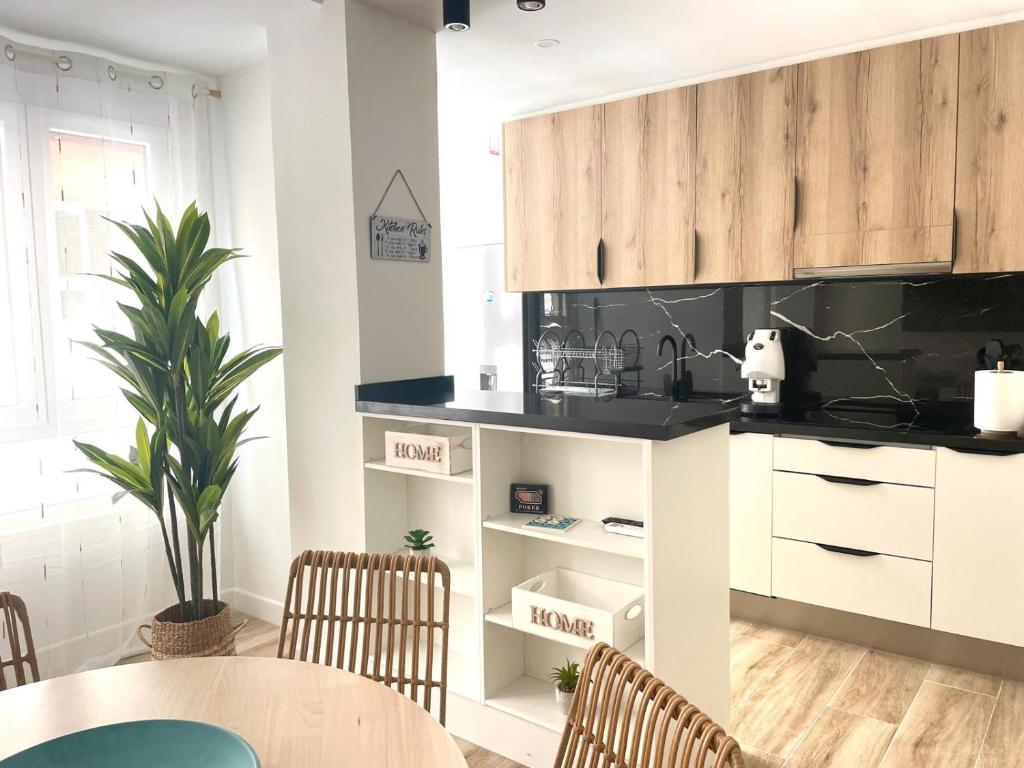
[138,600,246,660]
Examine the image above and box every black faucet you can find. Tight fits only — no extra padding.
[658,335,679,400]
[658,333,696,400]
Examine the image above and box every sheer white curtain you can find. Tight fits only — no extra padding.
[0,35,219,680]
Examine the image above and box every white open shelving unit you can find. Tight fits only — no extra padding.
[476,425,649,736]
[361,413,731,767]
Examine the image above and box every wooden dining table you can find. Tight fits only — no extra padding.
[0,656,468,767]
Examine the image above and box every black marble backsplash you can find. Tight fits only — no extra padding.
[523,274,1024,421]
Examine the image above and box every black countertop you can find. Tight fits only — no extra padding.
[355,377,1024,453]
[355,376,737,441]
[731,401,1024,454]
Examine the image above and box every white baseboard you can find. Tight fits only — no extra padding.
[222,587,283,625]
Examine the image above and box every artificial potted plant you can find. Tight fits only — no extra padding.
[74,202,281,660]
[549,659,580,715]
[404,528,435,558]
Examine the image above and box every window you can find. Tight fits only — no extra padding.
[0,43,214,681]
[0,104,179,678]
[36,113,171,431]
[46,128,149,424]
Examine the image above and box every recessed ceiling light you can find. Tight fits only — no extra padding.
[534,38,560,49]
[518,0,546,10]
[443,0,470,31]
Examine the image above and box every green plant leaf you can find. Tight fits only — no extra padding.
[181,248,241,292]
[122,389,159,425]
[74,440,149,490]
[206,311,219,347]
[404,529,435,549]
[135,418,151,475]
[547,660,580,692]
[106,217,166,278]
[108,251,158,297]
[208,347,282,407]
[197,484,222,534]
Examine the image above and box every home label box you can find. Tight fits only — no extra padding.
[385,428,472,475]
[511,567,644,650]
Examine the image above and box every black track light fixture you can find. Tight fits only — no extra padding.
[443,0,470,31]
[517,0,545,9]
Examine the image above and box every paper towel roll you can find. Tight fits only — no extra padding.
[975,368,1024,434]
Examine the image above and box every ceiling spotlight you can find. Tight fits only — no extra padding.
[518,0,545,10]
[534,38,560,49]
[444,0,470,31]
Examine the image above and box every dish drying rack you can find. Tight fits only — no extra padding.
[534,329,641,399]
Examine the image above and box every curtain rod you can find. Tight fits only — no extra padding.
[208,89,222,99]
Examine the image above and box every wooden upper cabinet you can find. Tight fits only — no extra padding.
[503,106,602,292]
[795,36,959,271]
[955,22,1024,273]
[600,88,696,288]
[695,67,796,283]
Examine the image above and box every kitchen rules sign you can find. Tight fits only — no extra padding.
[370,215,431,263]
[369,169,432,263]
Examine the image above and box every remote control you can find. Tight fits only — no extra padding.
[603,520,645,538]
[602,517,643,528]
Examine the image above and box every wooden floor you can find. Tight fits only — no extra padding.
[729,619,1019,768]
[123,615,1023,767]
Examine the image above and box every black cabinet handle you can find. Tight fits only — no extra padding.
[949,445,1019,457]
[951,208,958,269]
[815,543,880,558]
[819,440,879,450]
[793,175,799,233]
[692,229,699,280]
[597,238,605,285]
[816,474,882,486]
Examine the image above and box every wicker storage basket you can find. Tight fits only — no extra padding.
[138,600,245,660]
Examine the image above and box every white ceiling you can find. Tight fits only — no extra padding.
[0,0,313,76]
[425,0,1024,119]
[5,0,1024,109]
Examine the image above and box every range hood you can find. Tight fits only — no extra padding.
[792,260,953,280]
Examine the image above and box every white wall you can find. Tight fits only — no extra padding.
[267,0,443,555]
[266,0,362,555]
[346,0,444,383]
[213,60,292,621]
[437,47,522,394]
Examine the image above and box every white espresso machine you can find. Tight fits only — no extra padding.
[741,328,786,416]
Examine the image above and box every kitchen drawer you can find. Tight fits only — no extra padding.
[772,537,932,627]
[773,471,934,560]
[774,437,935,487]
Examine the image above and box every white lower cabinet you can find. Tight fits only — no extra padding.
[932,448,1024,647]
[734,433,1024,645]
[729,433,773,595]
[772,537,933,627]
[772,471,934,561]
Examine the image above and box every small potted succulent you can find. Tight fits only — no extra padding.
[404,528,435,558]
[548,659,580,715]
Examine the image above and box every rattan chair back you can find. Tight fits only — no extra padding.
[0,591,40,690]
[278,551,451,724]
[555,642,745,768]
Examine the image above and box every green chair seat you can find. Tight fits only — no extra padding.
[0,719,260,768]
